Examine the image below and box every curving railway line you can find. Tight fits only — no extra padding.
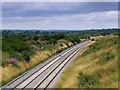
[1,40,91,90]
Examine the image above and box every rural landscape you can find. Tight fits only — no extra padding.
[1,1,119,89]
[1,28,119,88]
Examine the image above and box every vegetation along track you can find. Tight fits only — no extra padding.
[1,40,91,89]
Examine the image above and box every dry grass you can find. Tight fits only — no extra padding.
[1,41,73,86]
[1,51,51,85]
[55,42,94,88]
[55,36,118,88]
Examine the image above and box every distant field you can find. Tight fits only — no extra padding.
[55,34,118,88]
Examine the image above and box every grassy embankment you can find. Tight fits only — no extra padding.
[1,39,73,86]
[56,34,118,88]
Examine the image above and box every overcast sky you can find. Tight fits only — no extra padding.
[2,2,118,30]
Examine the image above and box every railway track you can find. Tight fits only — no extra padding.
[1,40,91,90]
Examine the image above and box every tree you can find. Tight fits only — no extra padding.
[49,39,57,45]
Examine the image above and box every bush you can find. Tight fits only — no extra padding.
[82,43,102,57]
[98,51,115,64]
[49,39,57,45]
[1,60,9,67]
[77,72,99,88]
[22,51,31,62]
[65,34,80,44]
[82,36,118,57]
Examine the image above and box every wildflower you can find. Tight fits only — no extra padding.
[8,58,17,63]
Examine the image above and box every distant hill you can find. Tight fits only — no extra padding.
[2,28,119,35]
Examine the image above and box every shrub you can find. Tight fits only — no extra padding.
[82,36,118,57]
[7,58,19,68]
[49,39,57,45]
[65,34,80,44]
[77,72,99,88]
[98,51,115,64]
[22,51,31,62]
[2,52,10,67]
[1,60,9,67]
[81,42,102,57]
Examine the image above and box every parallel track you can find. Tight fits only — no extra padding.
[1,40,90,89]
[16,45,81,89]
[36,46,83,89]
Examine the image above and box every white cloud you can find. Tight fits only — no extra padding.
[2,11,118,29]
[106,11,118,18]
